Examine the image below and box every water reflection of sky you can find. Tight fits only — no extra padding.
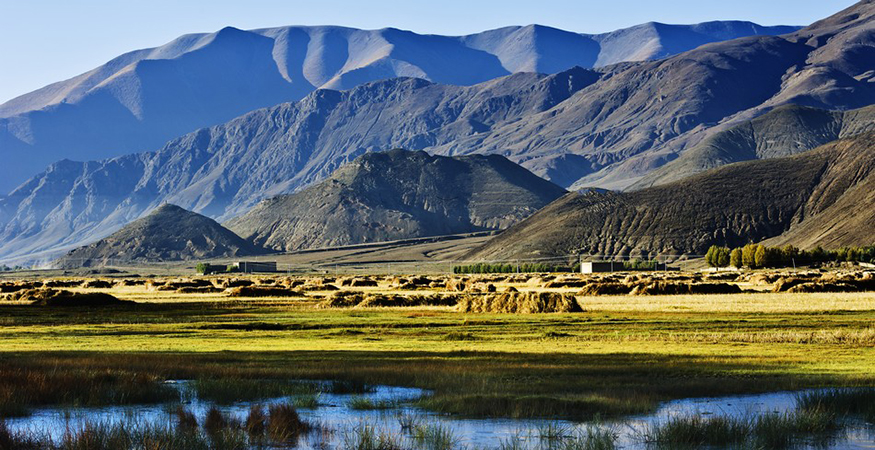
[5,383,874,449]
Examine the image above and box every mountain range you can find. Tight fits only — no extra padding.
[0,21,798,193]
[1,1,874,265]
[225,149,566,251]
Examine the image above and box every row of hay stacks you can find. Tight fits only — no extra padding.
[319,291,462,308]
[457,291,582,313]
[2,288,131,307]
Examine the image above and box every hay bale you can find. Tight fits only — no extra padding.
[319,291,364,308]
[115,279,146,287]
[688,283,743,295]
[628,281,741,295]
[349,278,378,287]
[0,283,25,293]
[787,282,859,293]
[225,286,305,297]
[748,273,780,285]
[705,272,739,281]
[445,278,470,292]
[219,278,254,288]
[10,289,132,307]
[772,277,808,293]
[457,291,582,313]
[176,286,223,294]
[43,280,80,288]
[407,293,460,307]
[577,282,634,296]
[629,281,691,296]
[544,278,588,288]
[81,279,113,289]
[283,279,305,288]
[355,294,406,308]
[157,279,214,290]
[301,283,339,292]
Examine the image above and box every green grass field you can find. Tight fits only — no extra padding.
[0,281,873,420]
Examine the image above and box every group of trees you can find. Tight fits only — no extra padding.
[453,262,576,274]
[706,244,875,269]
[623,259,663,270]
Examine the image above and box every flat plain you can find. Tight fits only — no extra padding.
[1,270,872,422]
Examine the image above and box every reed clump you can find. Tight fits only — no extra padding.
[266,402,310,443]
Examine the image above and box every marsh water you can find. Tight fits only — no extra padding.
[5,381,874,449]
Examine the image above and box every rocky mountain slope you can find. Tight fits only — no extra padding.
[467,132,875,261]
[0,22,797,194]
[632,104,875,188]
[55,204,261,267]
[1,2,872,264]
[225,150,566,251]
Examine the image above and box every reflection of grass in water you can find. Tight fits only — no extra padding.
[192,378,317,404]
[410,422,459,450]
[348,395,399,410]
[796,388,875,422]
[293,393,320,409]
[342,423,403,450]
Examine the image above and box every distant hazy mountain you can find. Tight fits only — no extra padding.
[55,204,260,267]
[225,149,566,251]
[467,131,875,261]
[632,104,875,189]
[2,2,873,265]
[0,21,799,193]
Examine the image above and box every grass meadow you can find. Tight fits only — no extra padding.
[0,278,872,422]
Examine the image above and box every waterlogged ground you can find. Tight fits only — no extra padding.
[5,382,874,449]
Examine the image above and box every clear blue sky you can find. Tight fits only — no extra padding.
[0,0,857,104]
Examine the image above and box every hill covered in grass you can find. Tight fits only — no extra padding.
[56,204,262,267]
[468,132,875,260]
[225,150,566,251]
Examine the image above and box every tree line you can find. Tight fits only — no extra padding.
[453,262,577,274]
[706,244,875,269]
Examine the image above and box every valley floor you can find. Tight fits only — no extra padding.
[0,274,873,421]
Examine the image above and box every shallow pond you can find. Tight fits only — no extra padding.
[4,382,874,449]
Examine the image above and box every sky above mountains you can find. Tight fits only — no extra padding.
[0,0,856,103]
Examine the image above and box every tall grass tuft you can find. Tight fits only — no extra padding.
[175,406,198,431]
[203,406,233,435]
[562,426,617,450]
[267,402,310,444]
[348,396,397,410]
[537,421,572,443]
[341,423,402,450]
[293,393,320,409]
[244,404,266,437]
[410,423,458,450]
